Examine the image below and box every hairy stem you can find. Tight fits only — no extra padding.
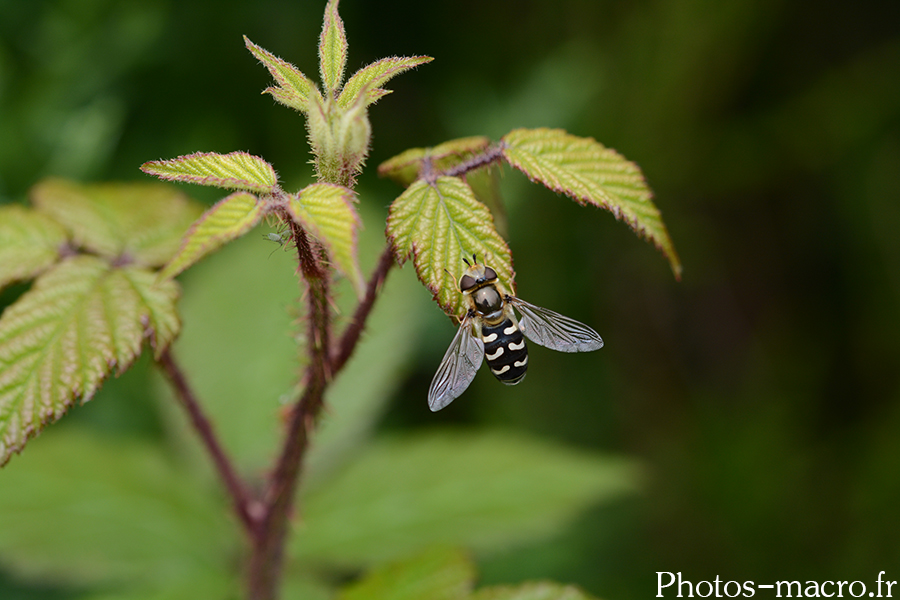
[157,348,259,535]
[247,216,332,600]
[439,143,506,180]
[240,200,394,599]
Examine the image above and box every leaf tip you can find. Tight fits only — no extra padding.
[671,259,683,281]
[139,160,163,177]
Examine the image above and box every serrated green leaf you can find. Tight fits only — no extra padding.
[244,35,317,114]
[0,427,236,591]
[386,176,512,316]
[141,151,278,194]
[30,179,203,267]
[0,205,67,291]
[121,265,181,357]
[501,128,681,279]
[158,191,264,280]
[378,137,491,187]
[0,256,180,466]
[338,547,475,600]
[293,431,639,567]
[472,582,601,600]
[378,148,428,187]
[319,0,348,94]
[338,55,434,109]
[288,183,364,297]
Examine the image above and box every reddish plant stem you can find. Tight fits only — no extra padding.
[439,143,506,180]
[154,186,395,600]
[247,383,323,600]
[156,347,258,535]
[247,218,332,600]
[331,244,395,373]
[161,196,393,599]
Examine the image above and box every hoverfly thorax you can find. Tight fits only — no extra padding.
[458,261,506,321]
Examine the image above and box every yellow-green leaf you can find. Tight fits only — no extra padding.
[30,179,202,268]
[158,191,264,280]
[141,151,278,194]
[125,266,181,357]
[502,128,681,279]
[386,176,512,316]
[378,136,491,187]
[0,205,67,291]
[319,0,348,94]
[288,183,364,298]
[0,256,180,466]
[338,548,475,600]
[338,56,434,109]
[244,35,317,114]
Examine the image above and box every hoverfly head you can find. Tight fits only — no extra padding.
[458,256,500,293]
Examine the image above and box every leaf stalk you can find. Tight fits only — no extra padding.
[437,143,507,181]
[156,348,259,534]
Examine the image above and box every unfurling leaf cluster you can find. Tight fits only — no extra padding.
[381,127,681,318]
[139,0,431,302]
[243,0,430,188]
[0,180,200,466]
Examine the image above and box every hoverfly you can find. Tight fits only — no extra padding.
[428,255,604,411]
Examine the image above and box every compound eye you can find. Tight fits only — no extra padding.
[484,266,498,281]
[459,274,477,291]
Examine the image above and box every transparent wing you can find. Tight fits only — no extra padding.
[509,296,603,353]
[428,315,485,411]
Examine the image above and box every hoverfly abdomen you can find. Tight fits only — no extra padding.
[482,318,528,385]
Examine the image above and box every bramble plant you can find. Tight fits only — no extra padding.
[0,1,679,599]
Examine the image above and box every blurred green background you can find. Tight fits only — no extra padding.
[1,0,899,598]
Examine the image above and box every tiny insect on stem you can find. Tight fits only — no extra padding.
[262,231,291,257]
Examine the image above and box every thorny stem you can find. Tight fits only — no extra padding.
[248,215,332,600]
[156,348,259,534]
[245,231,398,600]
[160,200,397,600]
[156,135,509,595]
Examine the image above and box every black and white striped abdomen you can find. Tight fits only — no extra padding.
[481,318,528,385]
